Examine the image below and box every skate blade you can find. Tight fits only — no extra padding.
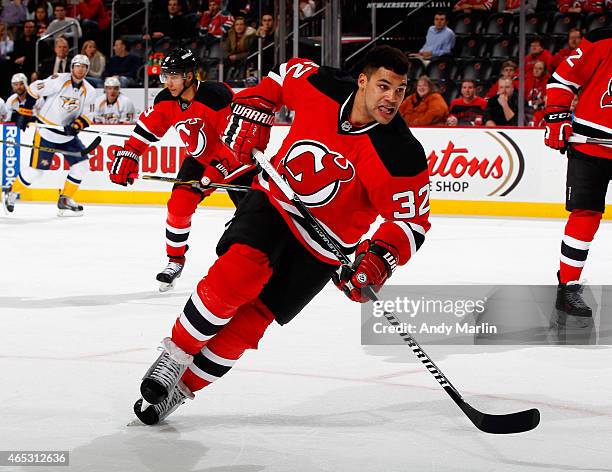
[57,209,84,217]
[158,281,176,292]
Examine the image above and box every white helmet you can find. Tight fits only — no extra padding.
[71,54,90,70]
[11,73,28,85]
[104,76,121,88]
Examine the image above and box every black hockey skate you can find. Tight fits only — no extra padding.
[57,194,83,217]
[156,259,184,292]
[2,191,17,214]
[141,337,193,405]
[556,271,592,317]
[133,381,193,425]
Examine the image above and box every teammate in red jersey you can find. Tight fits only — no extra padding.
[108,48,254,290]
[543,27,612,316]
[131,45,431,425]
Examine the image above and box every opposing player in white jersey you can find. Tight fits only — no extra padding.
[94,76,136,124]
[2,55,97,216]
[6,73,43,123]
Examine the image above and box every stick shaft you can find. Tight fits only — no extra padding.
[568,136,612,145]
[141,175,251,192]
[34,122,131,139]
[0,138,91,158]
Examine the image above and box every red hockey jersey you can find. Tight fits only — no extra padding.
[125,81,250,179]
[547,28,612,159]
[242,58,431,266]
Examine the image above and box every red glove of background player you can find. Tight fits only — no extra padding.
[200,159,230,196]
[332,239,399,303]
[544,108,573,154]
[110,147,140,186]
[223,95,275,165]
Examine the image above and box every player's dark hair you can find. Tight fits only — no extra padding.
[361,45,409,78]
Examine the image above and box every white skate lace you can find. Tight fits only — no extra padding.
[162,262,183,277]
[566,279,589,308]
[149,350,184,389]
[151,383,191,421]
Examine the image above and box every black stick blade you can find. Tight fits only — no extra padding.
[82,136,102,156]
[458,401,540,434]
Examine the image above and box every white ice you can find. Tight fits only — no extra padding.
[1,203,611,472]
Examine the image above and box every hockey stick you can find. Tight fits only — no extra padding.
[33,122,131,139]
[251,148,540,434]
[141,175,251,192]
[568,136,612,145]
[0,136,101,158]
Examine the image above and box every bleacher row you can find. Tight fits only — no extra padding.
[405,9,610,104]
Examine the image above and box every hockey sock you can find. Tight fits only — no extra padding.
[165,186,202,259]
[171,243,273,354]
[559,209,602,283]
[61,179,79,198]
[10,175,27,194]
[181,298,274,392]
[63,160,88,197]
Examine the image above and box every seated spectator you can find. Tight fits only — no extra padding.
[199,0,234,78]
[447,80,488,125]
[0,22,15,61]
[224,16,255,80]
[399,75,449,126]
[105,38,142,87]
[13,20,37,79]
[498,0,536,13]
[486,60,518,98]
[525,36,553,76]
[0,0,27,27]
[249,12,274,77]
[38,36,71,78]
[34,5,50,37]
[27,0,52,21]
[299,0,316,19]
[525,60,549,122]
[94,76,136,124]
[81,39,105,87]
[410,12,455,62]
[150,0,196,42]
[550,27,582,71]
[485,77,518,126]
[45,1,82,39]
[557,0,611,13]
[70,0,111,36]
[453,0,497,13]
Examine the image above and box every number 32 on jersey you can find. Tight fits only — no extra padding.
[393,184,430,219]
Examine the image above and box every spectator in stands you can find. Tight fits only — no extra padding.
[105,37,142,87]
[411,12,455,62]
[525,36,553,76]
[485,77,518,126]
[453,0,497,13]
[250,12,274,77]
[0,22,15,61]
[27,0,52,20]
[13,20,37,80]
[0,0,27,27]
[498,0,536,13]
[150,0,197,42]
[34,5,50,37]
[299,0,317,19]
[550,27,582,70]
[45,1,82,39]
[224,16,255,80]
[198,0,234,78]
[38,36,71,78]
[399,75,449,126]
[447,80,488,126]
[525,60,549,122]
[69,0,111,35]
[557,0,611,13]
[81,39,105,88]
[486,60,518,98]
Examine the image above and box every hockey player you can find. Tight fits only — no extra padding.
[6,73,43,123]
[132,46,431,425]
[543,27,612,316]
[108,48,254,290]
[2,55,96,216]
[93,77,136,124]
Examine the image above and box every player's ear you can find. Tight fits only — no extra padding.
[357,73,368,90]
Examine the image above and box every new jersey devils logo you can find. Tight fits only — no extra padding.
[281,140,355,207]
[175,118,207,157]
[601,78,612,109]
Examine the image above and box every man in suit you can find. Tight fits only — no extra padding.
[38,36,72,79]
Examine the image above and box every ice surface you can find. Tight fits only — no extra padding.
[1,203,611,472]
